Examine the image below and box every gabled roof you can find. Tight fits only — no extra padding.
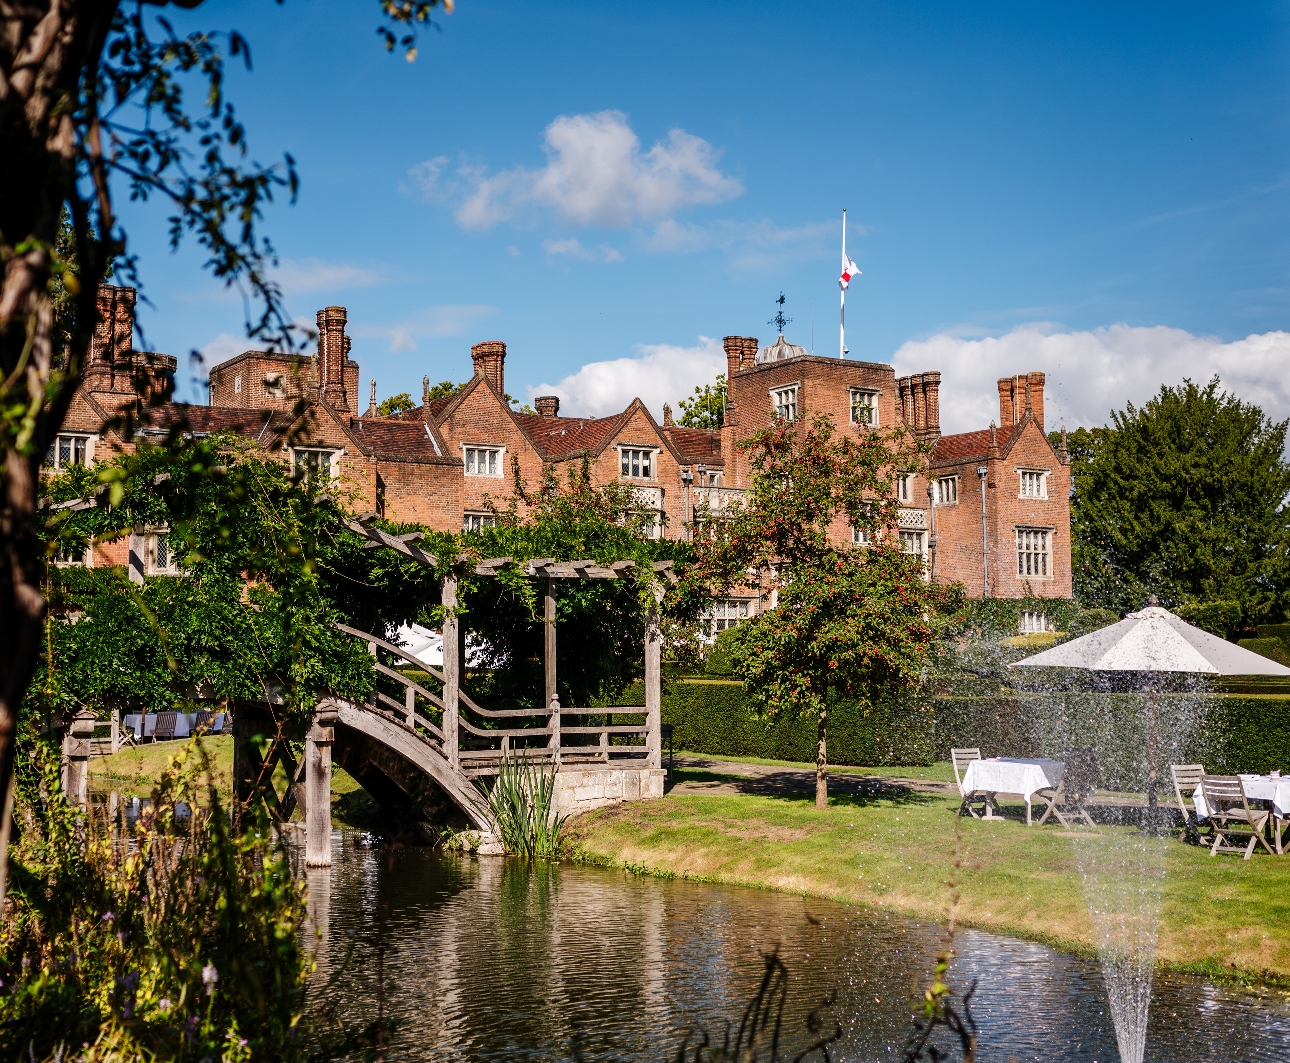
[661,425,723,465]
[350,416,452,463]
[512,410,630,461]
[136,404,295,442]
[929,410,1057,469]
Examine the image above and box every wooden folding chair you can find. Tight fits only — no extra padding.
[1035,748,1098,830]
[1202,775,1274,859]
[193,710,216,735]
[951,747,993,818]
[1171,764,1209,845]
[152,711,179,742]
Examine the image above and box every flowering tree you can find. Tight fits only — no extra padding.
[697,414,962,807]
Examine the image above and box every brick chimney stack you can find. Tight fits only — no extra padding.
[317,306,350,410]
[921,371,941,438]
[471,341,506,395]
[662,403,673,427]
[85,285,136,393]
[1026,371,1045,430]
[535,395,560,418]
[997,377,1015,426]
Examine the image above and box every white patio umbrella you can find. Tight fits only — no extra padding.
[1010,601,1290,826]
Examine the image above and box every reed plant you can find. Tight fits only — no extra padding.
[486,752,568,859]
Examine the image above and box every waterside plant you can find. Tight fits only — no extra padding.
[0,741,308,1062]
[486,753,568,860]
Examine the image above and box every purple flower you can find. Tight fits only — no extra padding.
[159,997,172,1011]
[201,963,218,994]
[101,911,114,922]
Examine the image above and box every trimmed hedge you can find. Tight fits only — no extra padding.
[614,680,936,765]
[604,679,1290,783]
[934,693,1290,788]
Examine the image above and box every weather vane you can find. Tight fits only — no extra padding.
[769,293,792,336]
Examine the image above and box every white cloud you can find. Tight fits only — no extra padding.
[196,332,250,369]
[272,257,382,295]
[350,304,498,353]
[530,336,725,419]
[409,111,742,230]
[892,323,1290,436]
[542,238,623,263]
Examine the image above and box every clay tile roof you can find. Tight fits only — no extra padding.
[351,417,445,461]
[930,425,1017,466]
[662,425,723,465]
[137,405,293,439]
[512,412,626,461]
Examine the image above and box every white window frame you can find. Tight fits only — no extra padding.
[463,511,497,533]
[462,444,505,478]
[54,540,91,567]
[899,529,927,556]
[292,447,341,481]
[897,473,915,503]
[771,384,800,422]
[708,598,751,634]
[1019,610,1052,634]
[618,447,658,481]
[234,374,242,395]
[146,528,182,576]
[1018,468,1049,499]
[44,433,94,471]
[264,372,285,398]
[852,525,868,545]
[1016,527,1053,579]
[935,475,958,505]
[850,388,879,427]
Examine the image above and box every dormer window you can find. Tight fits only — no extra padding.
[850,389,879,426]
[620,447,656,480]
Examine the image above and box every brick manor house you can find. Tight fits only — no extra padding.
[55,286,1073,624]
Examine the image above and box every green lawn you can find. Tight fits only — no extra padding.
[568,778,1290,986]
[674,750,958,784]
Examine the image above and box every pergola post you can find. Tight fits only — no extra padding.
[442,572,460,770]
[645,591,663,770]
[305,708,336,868]
[231,708,268,821]
[544,577,557,711]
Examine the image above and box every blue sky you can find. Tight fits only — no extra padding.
[117,1,1290,433]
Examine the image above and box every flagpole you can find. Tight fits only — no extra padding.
[839,209,847,359]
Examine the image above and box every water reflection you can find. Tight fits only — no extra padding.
[302,832,1290,1063]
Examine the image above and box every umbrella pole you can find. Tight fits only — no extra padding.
[1146,685,1159,834]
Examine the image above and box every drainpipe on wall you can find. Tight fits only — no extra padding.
[925,480,937,583]
[680,467,694,541]
[977,465,990,597]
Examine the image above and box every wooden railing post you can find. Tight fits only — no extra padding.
[442,572,460,771]
[305,707,336,868]
[405,684,415,729]
[645,593,663,770]
[548,695,561,767]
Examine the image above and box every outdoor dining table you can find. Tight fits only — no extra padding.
[959,757,1065,826]
[1195,775,1290,854]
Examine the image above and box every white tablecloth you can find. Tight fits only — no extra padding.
[960,758,1065,803]
[1195,776,1290,820]
[121,712,225,739]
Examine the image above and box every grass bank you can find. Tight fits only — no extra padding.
[568,762,1290,988]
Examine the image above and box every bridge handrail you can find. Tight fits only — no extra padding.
[559,725,649,735]
[458,718,553,740]
[373,692,444,742]
[374,662,445,710]
[336,623,445,679]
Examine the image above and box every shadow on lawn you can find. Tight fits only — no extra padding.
[669,767,941,809]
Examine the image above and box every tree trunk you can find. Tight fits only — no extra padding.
[815,699,828,809]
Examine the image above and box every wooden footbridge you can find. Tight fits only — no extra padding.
[229,519,672,864]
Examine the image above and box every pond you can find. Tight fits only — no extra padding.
[301,831,1290,1063]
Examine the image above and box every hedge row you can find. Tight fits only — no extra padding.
[610,681,1290,782]
[616,680,937,766]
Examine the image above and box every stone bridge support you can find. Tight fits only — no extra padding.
[61,709,97,805]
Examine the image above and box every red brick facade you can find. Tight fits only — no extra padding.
[53,288,1072,606]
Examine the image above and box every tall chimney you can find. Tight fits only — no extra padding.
[317,306,349,409]
[1027,371,1045,430]
[922,371,941,436]
[535,395,560,418]
[86,285,136,392]
[471,341,506,395]
[997,377,1016,426]
[722,335,744,383]
[911,372,927,431]
[662,403,673,427]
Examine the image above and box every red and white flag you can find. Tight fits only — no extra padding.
[839,256,861,290]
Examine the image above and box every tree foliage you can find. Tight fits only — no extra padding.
[1058,378,1290,634]
[696,415,962,806]
[377,392,416,416]
[677,374,727,430]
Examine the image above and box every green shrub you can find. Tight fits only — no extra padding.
[616,680,935,765]
[703,627,741,677]
[486,753,568,859]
